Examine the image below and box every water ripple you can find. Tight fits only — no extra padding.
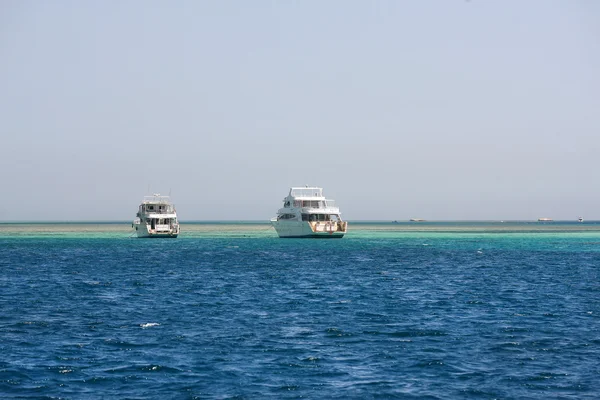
[1,234,600,398]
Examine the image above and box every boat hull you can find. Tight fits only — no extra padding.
[134,222,179,238]
[271,220,346,238]
[136,232,178,238]
[278,234,344,239]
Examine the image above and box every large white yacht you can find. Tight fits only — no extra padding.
[271,186,348,238]
[132,194,180,238]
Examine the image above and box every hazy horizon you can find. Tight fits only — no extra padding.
[0,218,594,224]
[2,1,599,221]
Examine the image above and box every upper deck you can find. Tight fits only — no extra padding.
[280,187,340,213]
[141,194,174,205]
[138,194,177,214]
[288,187,324,199]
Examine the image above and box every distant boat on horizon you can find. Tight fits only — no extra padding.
[578,216,584,223]
[538,218,553,222]
[410,218,426,222]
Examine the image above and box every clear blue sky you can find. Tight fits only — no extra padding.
[1,1,599,221]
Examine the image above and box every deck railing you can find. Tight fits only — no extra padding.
[145,209,176,214]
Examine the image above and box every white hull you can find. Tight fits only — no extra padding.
[134,222,179,238]
[271,220,346,238]
[133,221,179,238]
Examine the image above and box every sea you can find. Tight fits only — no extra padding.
[1,221,599,399]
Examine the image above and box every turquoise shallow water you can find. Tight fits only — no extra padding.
[1,222,600,398]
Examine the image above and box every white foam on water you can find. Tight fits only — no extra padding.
[140,323,160,329]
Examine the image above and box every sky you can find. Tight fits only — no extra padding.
[1,1,599,221]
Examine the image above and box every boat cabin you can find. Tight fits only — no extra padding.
[139,203,175,214]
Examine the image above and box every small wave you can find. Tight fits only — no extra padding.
[413,359,446,368]
[325,327,353,337]
[140,322,160,328]
[303,356,320,362]
[386,330,448,338]
[105,364,182,374]
[278,385,299,391]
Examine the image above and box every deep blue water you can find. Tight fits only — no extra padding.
[1,229,600,399]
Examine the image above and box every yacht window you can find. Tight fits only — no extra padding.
[301,200,319,208]
[301,214,309,221]
[278,214,296,220]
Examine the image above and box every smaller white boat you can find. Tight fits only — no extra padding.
[578,216,584,223]
[133,194,180,238]
[538,218,553,222]
[410,218,426,222]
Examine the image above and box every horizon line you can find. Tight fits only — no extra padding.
[0,219,595,224]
